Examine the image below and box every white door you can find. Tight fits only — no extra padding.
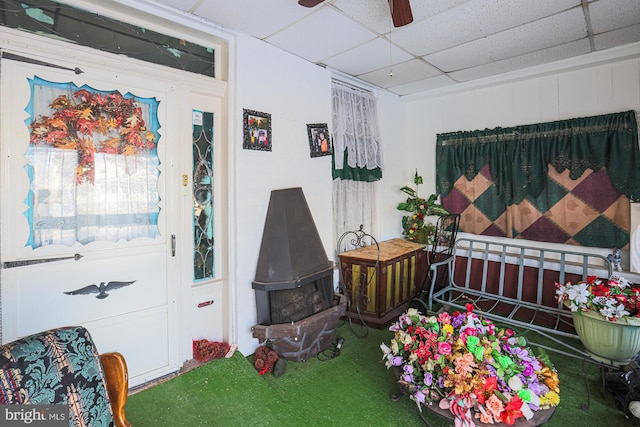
[0,56,180,386]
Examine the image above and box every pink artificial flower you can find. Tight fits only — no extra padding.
[438,341,452,355]
[455,352,476,375]
[438,312,452,324]
[486,394,504,418]
[464,327,478,337]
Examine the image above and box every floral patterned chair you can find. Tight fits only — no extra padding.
[0,326,131,427]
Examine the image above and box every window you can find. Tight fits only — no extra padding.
[26,76,160,248]
[1,0,215,77]
[192,110,215,280]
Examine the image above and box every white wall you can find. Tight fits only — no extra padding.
[233,35,333,355]
[405,56,640,196]
[376,90,412,242]
[231,35,409,356]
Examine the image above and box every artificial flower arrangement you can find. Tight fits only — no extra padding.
[381,306,560,426]
[555,275,640,322]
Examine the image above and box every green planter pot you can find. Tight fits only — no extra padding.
[571,306,640,364]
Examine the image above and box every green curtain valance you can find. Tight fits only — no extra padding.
[436,110,640,205]
[332,150,382,182]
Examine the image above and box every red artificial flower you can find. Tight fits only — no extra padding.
[415,340,433,365]
[585,275,599,285]
[591,283,610,297]
[499,395,524,425]
[475,376,498,405]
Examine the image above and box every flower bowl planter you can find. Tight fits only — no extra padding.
[384,309,560,426]
[418,398,555,427]
[391,367,556,427]
[570,306,640,364]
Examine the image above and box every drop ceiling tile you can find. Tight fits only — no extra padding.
[390,0,580,56]
[409,0,473,22]
[332,0,393,34]
[191,0,314,39]
[488,8,587,60]
[425,7,587,72]
[153,0,201,11]
[332,0,472,34]
[321,37,413,75]
[266,7,377,63]
[357,58,442,88]
[589,0,640,34]
[386,74,457,96]
[594,24,640,50]
[424,38,492,72]
[449,38,591,82]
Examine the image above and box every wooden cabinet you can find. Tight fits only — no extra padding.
[337,238,427,328]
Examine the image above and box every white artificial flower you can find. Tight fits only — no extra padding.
[401,332,413,346]
[599,306,614,320]
[508,375,523,391]
[390,339,399,354]
[568,302,582,312]
[612,304,630,320]
[521,402,534,420]
[599,304,629,321]
[380,342,391,356]
[592,296,609,307]
[614,276,631,290]
[566,282,590,306]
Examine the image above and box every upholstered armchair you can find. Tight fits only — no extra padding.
[0,326,131,427]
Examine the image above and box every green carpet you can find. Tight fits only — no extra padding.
[126,322,637,426]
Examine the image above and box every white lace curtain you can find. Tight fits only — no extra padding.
[331,82,383,171]
[331,80,382,247]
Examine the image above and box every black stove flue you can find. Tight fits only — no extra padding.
[252,187,334,326]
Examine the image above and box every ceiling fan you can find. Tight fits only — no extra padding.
[297,0,413,28]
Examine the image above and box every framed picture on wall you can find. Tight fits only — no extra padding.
[306,123,332,158]
[243,109,271,151]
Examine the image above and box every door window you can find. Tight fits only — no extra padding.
[25,76,161,248]
[192,110,214,280]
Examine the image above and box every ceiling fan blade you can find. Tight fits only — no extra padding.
[298,0,325,7]
[389,0,413,27]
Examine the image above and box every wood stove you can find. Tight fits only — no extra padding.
[251,187,345,361]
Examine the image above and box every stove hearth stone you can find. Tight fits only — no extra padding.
[252,294,346,361]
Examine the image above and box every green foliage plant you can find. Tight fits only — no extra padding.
[397,170,449,244]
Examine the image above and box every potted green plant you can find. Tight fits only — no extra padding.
[397,170,449,244]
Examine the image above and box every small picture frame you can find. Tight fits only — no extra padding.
[243,109,271,151]
[306,123,332,157]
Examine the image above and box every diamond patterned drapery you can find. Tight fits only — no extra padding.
[437,111,638,248]
[442,164,629,248]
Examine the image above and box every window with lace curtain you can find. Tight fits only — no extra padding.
[437,111,640,249]
[25,76,161,248]
[331,80,383,246]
